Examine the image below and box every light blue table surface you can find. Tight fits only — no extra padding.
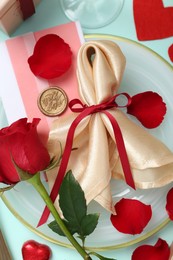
[0,0,173,259]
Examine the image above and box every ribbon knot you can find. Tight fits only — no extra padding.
[69,93,132,113]
[38,92,135,226]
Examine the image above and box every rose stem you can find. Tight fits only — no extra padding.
[27,173,91,260]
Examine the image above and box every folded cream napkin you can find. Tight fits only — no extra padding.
[47,40,173,213]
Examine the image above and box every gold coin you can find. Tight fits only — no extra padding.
[37,87,68,116]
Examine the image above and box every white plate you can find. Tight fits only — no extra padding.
[1,35,173,250]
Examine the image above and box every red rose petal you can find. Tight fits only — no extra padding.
[127,91,166,128]
[132,238,170,260]
[9,118,50,174]
[110,198,152,235]
[28,34,72,79]
[168,44,173,63]
[166,187,173,220]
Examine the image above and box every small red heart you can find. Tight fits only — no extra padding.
[133,0,173,40]
[22,240,51,260]
[168,44,173,62]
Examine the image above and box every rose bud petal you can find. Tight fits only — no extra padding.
[166,187,173,220]
[132,238,170,260]
[127,91,166,128]
[0,118,50,184]
[110,198,152,235]
[28,34,72,79]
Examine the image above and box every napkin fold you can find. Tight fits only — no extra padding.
[47,40,173,213]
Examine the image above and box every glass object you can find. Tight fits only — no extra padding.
[60,0,124,29]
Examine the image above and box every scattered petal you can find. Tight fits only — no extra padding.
[166,187,173,220]
[127,91,166,128]
[28,34,72,79]
[168,44,173,63]
[132,238,170,260]
[110,198,152,235]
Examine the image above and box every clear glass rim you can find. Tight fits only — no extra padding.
[60,0,125,29]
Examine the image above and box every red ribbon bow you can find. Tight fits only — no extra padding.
[38,93,135,226]
[19,0,35,20]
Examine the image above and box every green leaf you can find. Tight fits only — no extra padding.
[80,214,99,236]
[59,170,87,229]
[48,219,77,236]
[48,171,100,244]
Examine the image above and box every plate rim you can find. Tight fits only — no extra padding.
[1,193,170,251]
[1,33,172,251]
[85,34,173,71]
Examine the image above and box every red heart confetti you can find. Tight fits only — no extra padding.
[127,91,166,129]
[133,0,173,41]
[22,240,51,260]
[110,198,152,235]
[132,238,170,260]
[168,44,173,62]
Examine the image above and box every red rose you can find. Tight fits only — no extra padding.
[0,118,50,185]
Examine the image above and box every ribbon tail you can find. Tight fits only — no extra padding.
[103,111,135,190]
[38,109,91,226]
[37,206,50,227]
[38,104,135,226]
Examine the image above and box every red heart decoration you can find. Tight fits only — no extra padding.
[22,240,51,260]
[133,0,173,40]
[168,44,173,62]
